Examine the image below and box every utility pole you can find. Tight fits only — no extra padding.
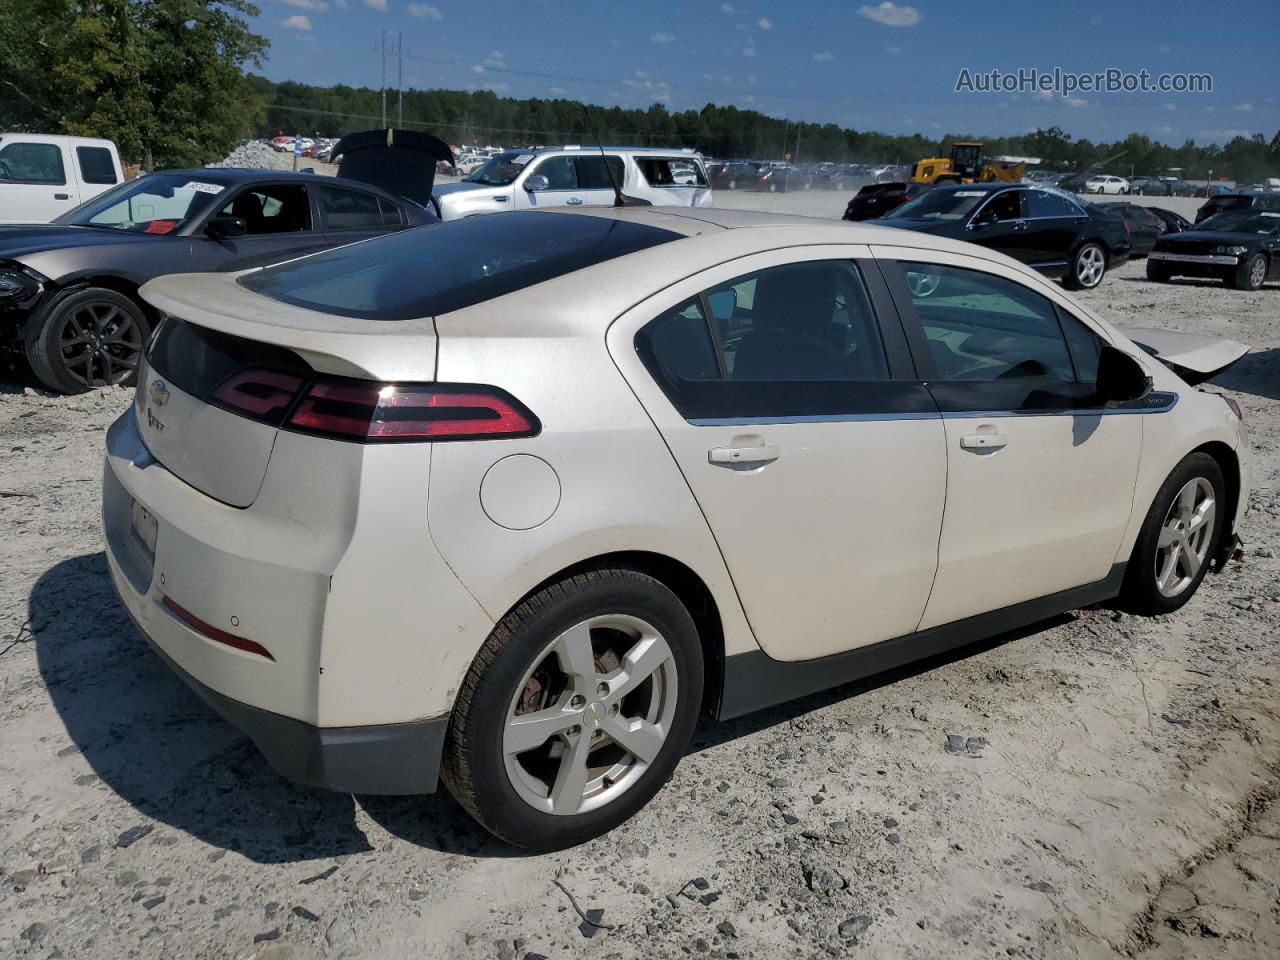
[397,33,403,128]
[795,125,802,165]
[380,29,387,128]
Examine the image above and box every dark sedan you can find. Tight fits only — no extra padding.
[1,167,436,393]
[1092,202,1164,257]
[1195,192,1280,223]
[870,183,1130,290]
[1147,210,1280,290]
[843,181,936,221]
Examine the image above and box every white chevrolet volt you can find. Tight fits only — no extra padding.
[103,208,1250,850]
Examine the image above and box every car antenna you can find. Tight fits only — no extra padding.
[580,103,649,208]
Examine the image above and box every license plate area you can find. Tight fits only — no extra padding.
[130,499,158,564]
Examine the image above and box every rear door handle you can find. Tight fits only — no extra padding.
[54,193,71,200]
[709,444,781,466]
[566,197,584,205]
[959,432,1008,450]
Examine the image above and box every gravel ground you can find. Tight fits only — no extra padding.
[2,194,1279,960]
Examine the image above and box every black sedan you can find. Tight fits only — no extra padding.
[843,181,936,221]
[1,131,448,393]
[1147,210,1280,290]
[1195,192,1280,224]
[1092,202,1165,257]
[869,183,1130,290]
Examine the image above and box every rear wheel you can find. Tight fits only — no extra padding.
[1230,253,1268,291]
[1146,260,1173,283]
[26,287,150,394]
[1064,242,1107,290]
[1120,453,1224,615]
[441,568,703,851]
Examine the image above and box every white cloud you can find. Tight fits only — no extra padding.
[757,16,772,30]
[742,45,756,57]
[1064,96,1089,109]
[1034,88,1053,102]
[650,32,676,44]
[282,14,312,29]
[282,0,327,9]
[408,3,442,18]
[471,64,485,74]
[856,2,921,27]
[361,0,387,9]
[719,2,735,11]
[885,45,901,55]
[549,86,566,95]
[812,51,834,62]
[1197,128,1251,143]
[489,50,505,60]
[482,52,505,67]
[1233,103,1254,112]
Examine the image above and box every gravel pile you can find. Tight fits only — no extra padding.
[209,141,295,171]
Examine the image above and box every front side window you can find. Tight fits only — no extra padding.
[889,188,989,221]
[76,146,118,185]
[637,260,898,420]
[55,173,227,233]
[531,156,578,190]
[0,141,66,184]
[978,190,1024,222]
[901,262,1074,382]
[219,185,311,235]
[319,185,382,229]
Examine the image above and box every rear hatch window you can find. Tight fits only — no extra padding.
[238,212,680,322]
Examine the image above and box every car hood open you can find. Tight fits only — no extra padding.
[1119,326,1249,386]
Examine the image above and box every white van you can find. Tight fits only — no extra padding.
[0,134,124,223]
[432,146,712,220]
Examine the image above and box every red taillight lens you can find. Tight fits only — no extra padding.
[286,379,539,443]
[211,369,306,424]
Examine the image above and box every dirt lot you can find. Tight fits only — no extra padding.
[2,195,1279,960]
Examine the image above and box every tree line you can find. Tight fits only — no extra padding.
[3,3,1278,183]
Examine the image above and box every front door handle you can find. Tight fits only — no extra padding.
[1012,220,1029,231]
[565,197,584,205]
[54,193,71,200]
[959,432,1008,450]
[709,443,781,466]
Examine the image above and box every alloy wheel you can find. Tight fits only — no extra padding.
[1154,477,1216,598]
[1076,245,1105,287]
[503,614,678,816]
[1250,257,1266,288]
[59,300,143,388]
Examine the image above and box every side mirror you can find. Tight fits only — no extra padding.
[523,175,549,193]
[206,215,248,238]
[1095,346,1152,403]
[969,208,998,229]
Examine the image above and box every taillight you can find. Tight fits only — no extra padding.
[287,379,539,443]
[206,367,538,443]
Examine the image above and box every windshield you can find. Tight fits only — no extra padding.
[1197,211,1280,234]
[888,189,990,221]
[54,173,229,233]
[463,151,534,186]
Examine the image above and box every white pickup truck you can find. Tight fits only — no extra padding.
[0,134,124,223]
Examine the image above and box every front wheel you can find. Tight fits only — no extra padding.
[441,567,704,851]
[1064,242,1107,290]
[25,286,151,394]
[1120,453,1225,615]
[1230,253,1268,291]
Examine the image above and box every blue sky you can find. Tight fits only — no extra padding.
[261,0,1279,146]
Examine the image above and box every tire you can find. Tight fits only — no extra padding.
[728,179,736,191]
[441,567,704,851]
[1146,260,1172,283]
[1119,453,1225,616]
[1063,242,1108,290]
[25,286,150,394]
[768,182,778,193]
[1229,253,1268,291]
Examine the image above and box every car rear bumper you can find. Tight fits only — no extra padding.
[131,612,447,794]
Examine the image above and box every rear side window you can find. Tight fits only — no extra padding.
[1025,189,1080,218]
[240,212,680,321]
[0,141,65,184]
[377,197,403,226]
[575,155,626,190]
[319,185,383,229]
[637,260,901,420]
[76,146,118,185]
[636,157,708,187]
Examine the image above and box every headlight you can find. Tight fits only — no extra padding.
[1212,245,1248,256]
[0,263,46,306]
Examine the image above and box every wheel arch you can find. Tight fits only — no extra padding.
[513,550,727,719]
[1192,439,1242,557]
[21,274,159,342]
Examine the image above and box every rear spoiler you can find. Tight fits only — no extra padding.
[331,129,454,209]
[1119,326,1249,386]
